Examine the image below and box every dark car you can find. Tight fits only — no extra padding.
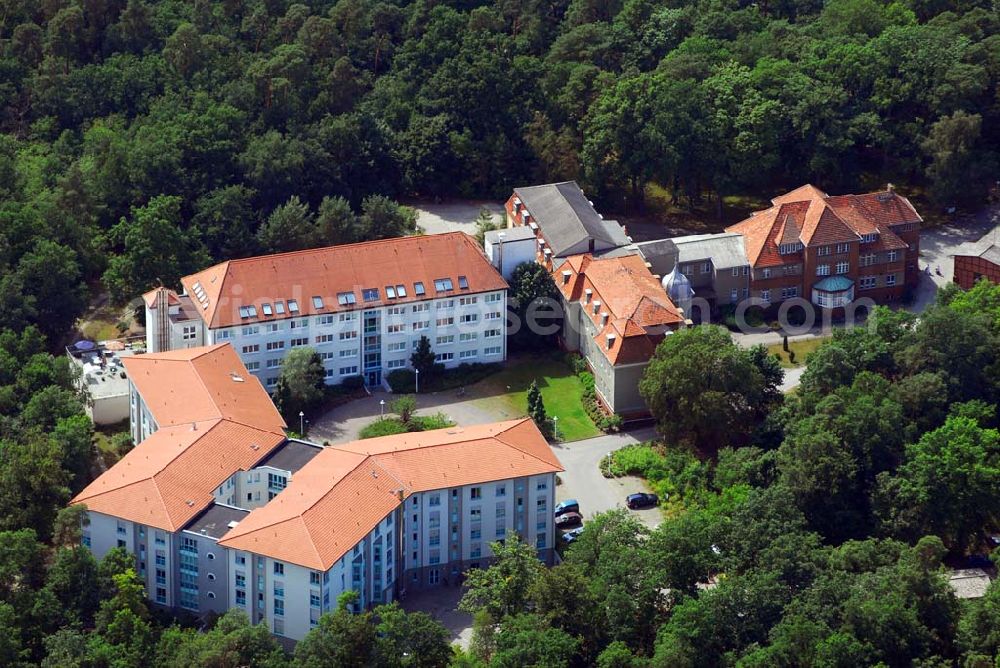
[554,499,580,517]
[555,511,583,528]
[626,492,659,509]
[561,526,585,543]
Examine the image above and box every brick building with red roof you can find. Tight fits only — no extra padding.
[726,184,921,309]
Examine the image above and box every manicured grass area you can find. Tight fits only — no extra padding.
[765,336,830,368]
[471,354,599,442]
[358,414,454,439]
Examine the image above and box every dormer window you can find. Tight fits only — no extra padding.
[779,242,803,255]
[287,300,299,313]
[396,284,407,298]
[584,289,592,304]
[312,296,325,309]
[592,300,601,315]
[414,282,426,296]
[261,303,273,316]
[246,305,257,318]
[458,276,469,290]
[337,292,356,306]
[861,233,878,243]
[562,270,572,285]
[600,312,608,326]
[433,278,454,292]
[362,288,380,302]
[274,301,285,314]
[239,306,250,319]
[385,286,397,299]
[606,334,616,349]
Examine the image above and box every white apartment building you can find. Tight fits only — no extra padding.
[73,345,561,642]
[145,232,509,390]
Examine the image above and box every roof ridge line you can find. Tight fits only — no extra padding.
[492,418,564,470]
[220,231,463,267]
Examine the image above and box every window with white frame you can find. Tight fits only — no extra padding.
[886,250,899,262]
[730,289,738,301]
[386,306,405,316]
[460,314,478,324]
[859,276,876,290]
[835,261,850,275]
[436,317,454,327]
[339,312,357,322]
[386,359,406,369]
[816,264,830,276]
[387,341,406,352]
[460,332,477,342]
[242,344,259,354]
[216,329,232,340]
[412,303,429,313]
[885,274,897,286]
[459,296,477,306]
[182,325,198,340]
[761,268,771,279]
[436,335,454,346]
[835,243,849,254]
[860,253,877,267]
[290,337,308,347]
[817,246,831,257]
[485,293,502,303]
[339,331,358,340]
[245,361,260,371]
[339,348,358,358]
[387,324,404,334]
[484,346,502,356]
[760,289,770,303]
[460,349,477,359]
[484,311,501,321]
[318,351,334,361]
[485,328,501,338]
[413,321,429,331]
[266,358,282,369]
[339,366,359,376]
[315,334,334,344]
[242,326,259,337]
[780,286,798,299]
[317,315,334,325]
[701,261,711,274]
[436,352,454,362]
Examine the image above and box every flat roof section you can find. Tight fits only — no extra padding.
[185,503,250,540]
[258,439,324,474]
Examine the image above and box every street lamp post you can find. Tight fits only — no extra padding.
[415,368,420,394]
[298,411,304,435]
[552,415,558,440]
[379,399,385,420]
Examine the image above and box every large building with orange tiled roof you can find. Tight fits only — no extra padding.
[73,343,561,641]
[726,184,921,308]
[145,232,508,391]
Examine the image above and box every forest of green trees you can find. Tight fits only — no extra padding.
[2,0,1000,348]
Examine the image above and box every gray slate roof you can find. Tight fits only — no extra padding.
[671,233,749,269]
[485,226,536,244]
[952,224,1000,265]
[514,181,628,256]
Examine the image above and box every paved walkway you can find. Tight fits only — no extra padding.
[409,200,504,236]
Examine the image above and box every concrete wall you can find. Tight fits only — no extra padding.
[486,237,536,281]
[89,392,129,426]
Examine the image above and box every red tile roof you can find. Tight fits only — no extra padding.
[727,185,921,267]
[72,345,287,531]
[556,253,683,366]
[180,232,507,329]
[218,419,562,570]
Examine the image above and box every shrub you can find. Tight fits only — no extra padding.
[578,371,623,433]
[565,352,589,375]
[358,413,455,439]
[607,444,712,508]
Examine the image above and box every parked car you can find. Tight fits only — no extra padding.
[626,492,659,509]
[987,534,1000,548]
[561,526,585,543]
[554,499,580,517]
[555,511,583,528]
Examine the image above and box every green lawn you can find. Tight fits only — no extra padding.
[766,336,830,368]
[471,354,599,442]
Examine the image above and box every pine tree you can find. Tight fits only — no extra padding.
[526,380,547,434]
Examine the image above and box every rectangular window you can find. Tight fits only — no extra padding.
[460,332,477,342]
[339,312,357,322]
[460,314,478,324]
[266,341,285,351]
[436,317,454,327]
[387,342,406,352]
[289,318,308,329]
[337,292,357,306]
[216,329,233,341]
[835,243,850,254]
[266,358,282,369]
[536,533,547,549]
[340,365,359,376]
[274,598,284,616]
[411,303,429,313]
[363,288,380,302]
[385,285,397,299]
[780,286,798,299]
[182,325,198,340]
[318,315,334,325]
[859,276,876,290]
[471,487,482,500]
[886,274,897,286]
[484,345,502,356]
[836,261,850,275]
[386,359,406,369]
[274,301,285,315]
[315,334,334,344]
[761,268,771,279]
[242,326,259,337]
[886,250,899,262]
[434,278,454,292]
[414,282,426,296]
[339,348,358,358]
[460,349,477,359]
[436,352,453,362]
[339,331,358,340]
[816,264,830,276]
[485,293,502,303]
[730,289,738,301]
[318,351,334,361]
[817,246,831,257]
[242,344,259,354]
[485,328,501,338]
[264,323,281,333]
[387,324,405,334]
[701,261,711,274]
[386,306,405,316]
[484,311,501,321]
[288,300,299,313]
[437,299,454,310]
[435,335,454,346]
[760,289,770,303]
[290,337,308,347]
[412,321,429,331]
[459,296,478,306]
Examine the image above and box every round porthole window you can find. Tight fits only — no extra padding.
[207,592,216,599]
[207,553,216,560]
[207,573,216,581]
